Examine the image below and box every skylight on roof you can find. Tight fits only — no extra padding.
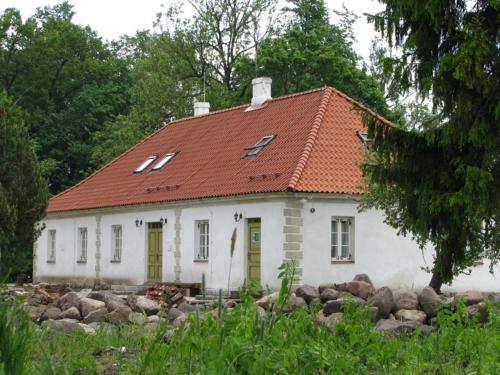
[151,152,177,171]
[244,135,276,158]
[134,156,157,174]
[356,131,372,145]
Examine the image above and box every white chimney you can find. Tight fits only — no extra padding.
[251,77,272,106]
[194,101,210,116]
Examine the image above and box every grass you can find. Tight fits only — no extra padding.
[1,268,499,374]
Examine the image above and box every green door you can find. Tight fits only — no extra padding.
[147,223,163,282]
[247,220,261,284]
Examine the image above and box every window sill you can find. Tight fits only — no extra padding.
[46,260,56,264]
[110,259,121,263]
[194,259,209,263]
[331,260,354,264]
[76,260,87,264]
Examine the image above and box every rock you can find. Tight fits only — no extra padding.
[144,322,160,334]
[60,306,81,320]
[44,318,95,335]
[58,292,82,312]
[80,298,106,317]
[79,323,96,335]
[467,302,489,323]
[320,288,341,302]
[419,286,443,318]
[106,298,127,313]
[83,307,108,324]
[255,292,279,309]
[345,281,375,300]
[127,295,160,316]
[226,300,237,308]
[368,306,380,322]
[316,310,343,332]
[171,292,184,304]
[368,287,395,318]
[295,285,319,304]
[393,289,419,310]
[352,274,374,287]
[309,297,322,307]
[178,303,203,314]
[376,319,435,336]
[483,292,500,304]
[173,314,188,328]
[129,312,148,325]
[148,315,162,323]
[318,283,337,294]
[395,309,427,323]
[88,322,117,335]
[454,291,484,306]
[27,305,47,322]
[28,295,43,306]
[105,305,132,324]
[323,296,366,315]
[282,295,306,312]
[167,307,184,321]
[87,291,109,302]
[41,307,62,321]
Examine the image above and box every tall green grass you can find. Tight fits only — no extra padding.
[1,269,499,374]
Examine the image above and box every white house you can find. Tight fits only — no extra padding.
[34,78,499,292]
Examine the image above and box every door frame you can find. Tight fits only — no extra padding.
[246,218,261,285]
[146,222,163,283]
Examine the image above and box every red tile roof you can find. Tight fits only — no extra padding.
[47,87,382,213]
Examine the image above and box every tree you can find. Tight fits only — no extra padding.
[0,2,131,194]
[0,93,48,280]
[93,0,276,166]
[256,0,390,116]
[362,0,499,291]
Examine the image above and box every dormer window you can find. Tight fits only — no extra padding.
[134,156,157,174]
[245,135,276,158]
[151,152,177,171]
[356,131,373,145]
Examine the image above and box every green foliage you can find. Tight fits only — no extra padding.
[256,0,391,117]
[0,293,32,375]
[0,2,131,194]
[0,95,48,279]
[362,0,499,290]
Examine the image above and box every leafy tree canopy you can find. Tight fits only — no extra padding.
[0,2,131,194]
[362,0,499,291]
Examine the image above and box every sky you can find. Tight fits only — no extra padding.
[1,0,385,63]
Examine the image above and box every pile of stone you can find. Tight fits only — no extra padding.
[22,285,203,336]
[257,273,496,336]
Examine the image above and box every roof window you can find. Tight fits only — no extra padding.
[356,131,372,145]
[244,135,276,158]
[151,152,177,171]
[134,156,157,174]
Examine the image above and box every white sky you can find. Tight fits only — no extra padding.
[2,0,385,62]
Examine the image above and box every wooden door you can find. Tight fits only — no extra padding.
[247,220,261,284]
[147,223,163,282]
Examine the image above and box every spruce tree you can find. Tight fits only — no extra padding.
[362,0,499,291]
[0,93,48,280]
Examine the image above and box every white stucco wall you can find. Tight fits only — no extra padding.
[35,195,499,292]
[301,198,499,292]
[35,198,285,290]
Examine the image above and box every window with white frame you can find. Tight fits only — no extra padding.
[111,225,122,262]
[195,220,209,260]
[331,217,354,261]
[77,227,88,262]
[47,230,56,262]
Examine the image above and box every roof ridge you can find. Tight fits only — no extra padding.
[329,87,393,126]
[287,87,333,190]
[168,86,327,125]
[49,123,173,201]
